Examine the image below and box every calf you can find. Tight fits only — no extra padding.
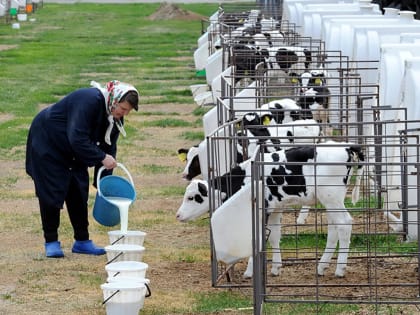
[176,157,282,278]
[230,44,313,84]
[178,142,244,181]
[259,98,303,124]
[239,112,320,155]
[294,70,332,135]
[177,112,320,181]
[176,142,365,278]
[178,146,201,181]
[260,46,312,76]
[230,43,266,84]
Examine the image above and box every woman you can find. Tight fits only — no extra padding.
[26,80,139,258]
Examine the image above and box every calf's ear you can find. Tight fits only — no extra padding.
[177,149,188,162]
[262,114,272,125]
[314,78,322,85]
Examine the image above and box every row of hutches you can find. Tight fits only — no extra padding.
[0,0,43,24]
[188,0,420,312]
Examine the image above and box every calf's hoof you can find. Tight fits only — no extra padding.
[335,267,346,278]
[317,263,328,276]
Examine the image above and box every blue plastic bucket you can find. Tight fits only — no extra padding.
[93,164,136,227]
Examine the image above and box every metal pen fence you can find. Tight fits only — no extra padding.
[191,1,420,313]
[204,112,420,312]
[250,123,420,313]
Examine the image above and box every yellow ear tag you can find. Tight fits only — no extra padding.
[291,78,298,83]
[263,116,271,125]
[315,78,322,85]
[178,152,187,162]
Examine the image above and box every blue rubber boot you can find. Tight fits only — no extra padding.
[72,240,106,255]
[45,241,64,258]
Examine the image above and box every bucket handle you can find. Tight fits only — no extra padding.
[102,290,120,305]
[111,235,125,245]
[106,251,124,265]
[145,283,152,298]
[97,163,135,198]
[102,284,151,305]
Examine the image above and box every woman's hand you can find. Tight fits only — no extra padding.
[102,154,117,169]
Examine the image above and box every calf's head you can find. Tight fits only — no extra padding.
[178,146,201,180]
[176,180,226,222]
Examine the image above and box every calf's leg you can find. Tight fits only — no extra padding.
[317,205,352,277]
[243,211,283,278]
[267,211,282,276]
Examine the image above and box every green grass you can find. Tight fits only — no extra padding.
[140,164,173,174]
[194,291,253,313]
[181,130,205,141]
[0,2,217,141]
[141,118,193,128]
[280,233,417,255]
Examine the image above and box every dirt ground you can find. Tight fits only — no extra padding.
[1,3,420,315]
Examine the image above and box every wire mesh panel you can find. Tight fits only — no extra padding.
[249,118,420,314]
[204,107,420,312]
[214,32,380,139]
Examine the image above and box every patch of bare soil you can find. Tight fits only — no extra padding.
[0,44,18,51]
[148,3,206,21]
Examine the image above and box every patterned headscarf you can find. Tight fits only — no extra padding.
[90,80,139,145]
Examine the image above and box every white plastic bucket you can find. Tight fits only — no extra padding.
[105,261,148,279]
[17,13,27,21]
[105,244,145,264]
[108,230,147,246]
[101,281,151,315]
[107,277,150,285]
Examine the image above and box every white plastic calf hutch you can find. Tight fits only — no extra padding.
[282,0,357,27]
[301,2,381,38]
[322,11,413,55]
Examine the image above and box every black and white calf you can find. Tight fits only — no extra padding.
[260,46,312,77]
[293,69,332,135]
[239,112,321,154]
[178,143,244,181]
[259,98,303,124]
[178,146,201,181]
[177,111,320,181]
[230,44,313,84]
[176,142,365,278]
[176,157,281,278]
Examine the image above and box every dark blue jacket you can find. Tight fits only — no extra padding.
[26,88,120,208]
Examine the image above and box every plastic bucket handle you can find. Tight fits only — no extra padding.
[97,163,134,199]
[102,283,151,305]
